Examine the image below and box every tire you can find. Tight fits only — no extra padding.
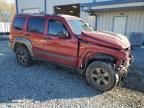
[16,46,32,67]
[86,61,119,91]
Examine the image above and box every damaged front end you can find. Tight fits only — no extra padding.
[116,48,133,80]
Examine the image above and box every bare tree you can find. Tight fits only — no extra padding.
[0,0,16,22]
[0,0,15,33]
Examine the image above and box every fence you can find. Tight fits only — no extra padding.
[0,12,11,35]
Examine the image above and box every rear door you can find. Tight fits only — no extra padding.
[25,16,48,58]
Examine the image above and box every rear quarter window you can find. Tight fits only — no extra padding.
[13,16,26,30]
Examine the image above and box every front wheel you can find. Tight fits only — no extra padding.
[86,61,119,91]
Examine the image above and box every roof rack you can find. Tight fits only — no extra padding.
[16,13,76,18]
[17,12,60,16]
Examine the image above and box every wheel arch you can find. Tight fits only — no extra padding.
[14,42,27,52]
[13,37,34,57]
[86,53,116,68]
[78,53,117,75]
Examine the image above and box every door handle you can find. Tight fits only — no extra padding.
[44,37,52,40]
[24,33,31,37]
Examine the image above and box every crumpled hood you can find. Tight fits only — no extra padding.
[79,31,131,50]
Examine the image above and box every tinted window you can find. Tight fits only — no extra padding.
[13,17,25,30]
[28,17,45,34]
[48,19,68,36]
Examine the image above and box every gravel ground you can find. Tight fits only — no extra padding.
[0,40,144,108]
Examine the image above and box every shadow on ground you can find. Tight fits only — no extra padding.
[0,59,101,103]
[0,41,144,103]
[122,65,144,93]
[122,47,144,93]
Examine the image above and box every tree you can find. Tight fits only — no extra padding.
[0,0,16,22]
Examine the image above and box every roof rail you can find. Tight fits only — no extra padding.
[16,13,72,17]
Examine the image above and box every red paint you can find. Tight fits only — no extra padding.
[10,14,131,69]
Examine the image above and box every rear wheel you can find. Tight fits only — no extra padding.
[16,46,32,67]
[86,61,119,91]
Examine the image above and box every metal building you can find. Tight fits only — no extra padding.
[16,0,144,38]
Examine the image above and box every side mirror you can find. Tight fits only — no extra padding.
[57,31,69,39]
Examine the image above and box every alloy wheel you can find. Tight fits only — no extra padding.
[91,68,110,86]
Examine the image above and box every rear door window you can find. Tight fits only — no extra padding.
[13,17,26,30]
[28,17,45,34]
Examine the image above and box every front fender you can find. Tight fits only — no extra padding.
[84,53,116,68]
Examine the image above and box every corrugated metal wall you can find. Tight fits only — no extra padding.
[16,0,144,37]
[126,10,144,36]
[17,0,94,14]
[17,0,45,13]
[80,10,96,29]
[98,10,144,37]
[81,10,144,37]
[16,0,110,28]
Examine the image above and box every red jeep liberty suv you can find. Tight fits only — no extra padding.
[10,14,132,91]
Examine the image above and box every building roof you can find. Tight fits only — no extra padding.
[81,0,144,7]
[81,0,144,12]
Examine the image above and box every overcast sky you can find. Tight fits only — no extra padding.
[5,0,15,4]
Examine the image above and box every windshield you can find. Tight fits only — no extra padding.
[68,20,94,35]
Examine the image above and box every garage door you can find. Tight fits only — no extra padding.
[54,4,80,17]
[113,16,127,35]
[21,8,40,13]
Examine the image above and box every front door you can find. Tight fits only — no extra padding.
[113,16,127,35]
[42,19,78,67]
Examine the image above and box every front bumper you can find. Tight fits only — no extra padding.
[116,54,133,78]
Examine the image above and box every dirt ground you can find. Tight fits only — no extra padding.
[0,40,144,108]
